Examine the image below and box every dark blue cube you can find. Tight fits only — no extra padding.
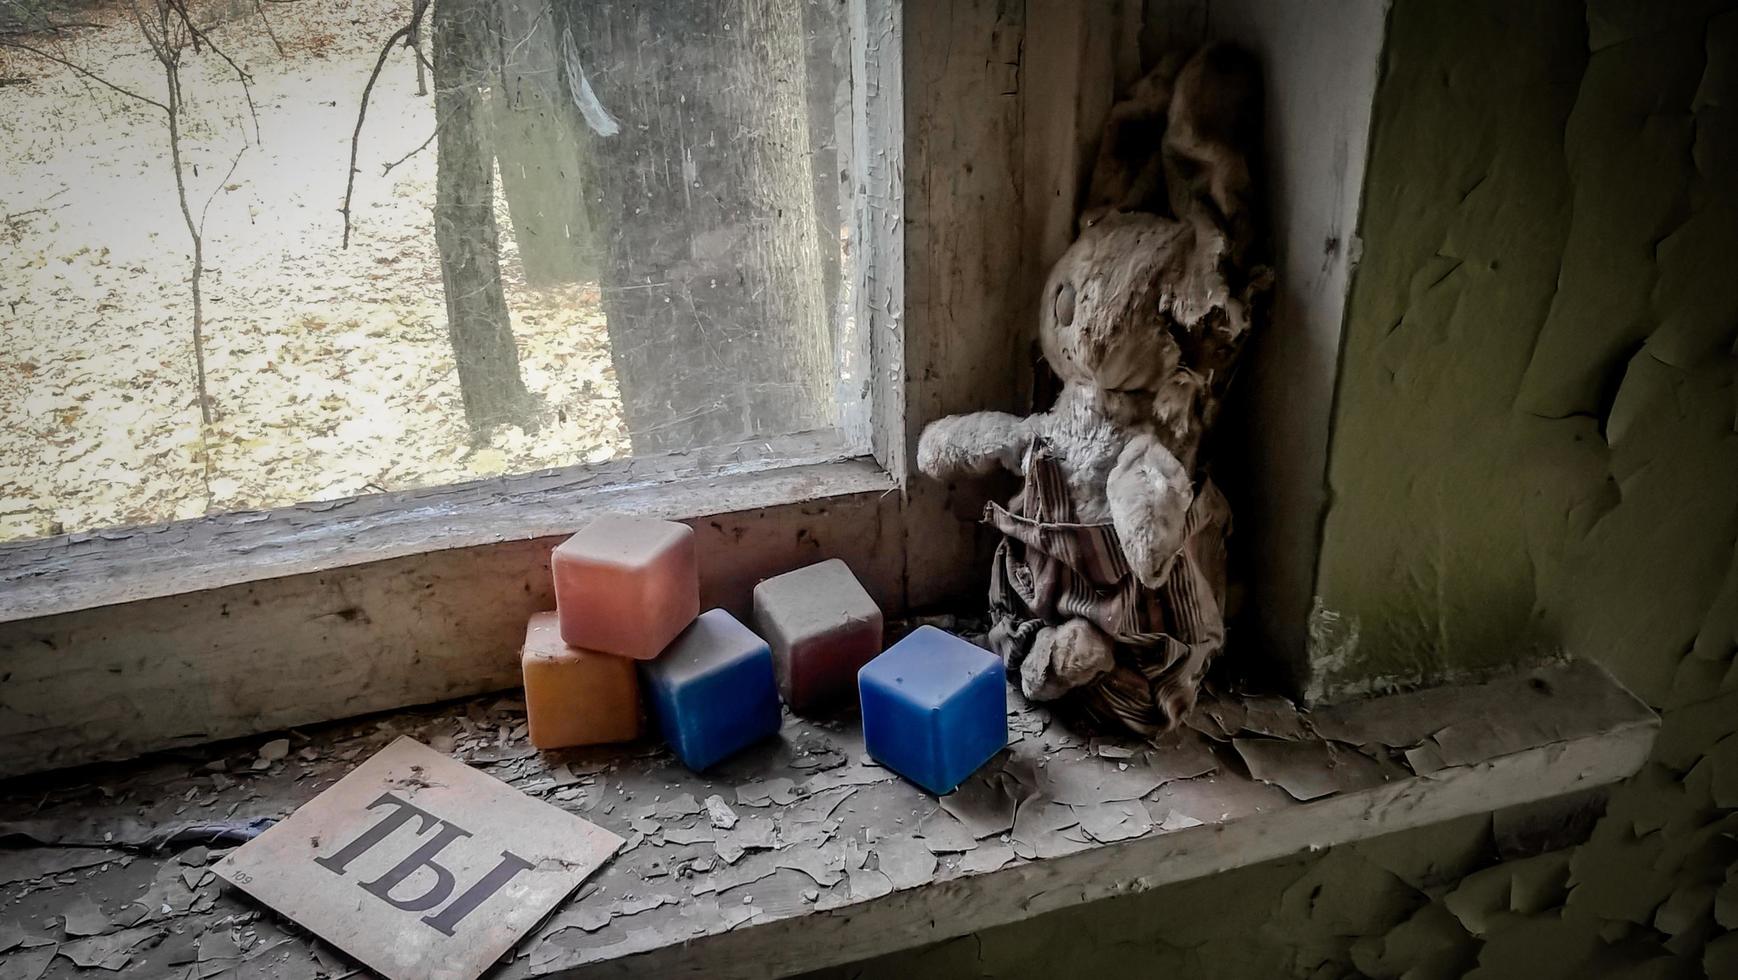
[641,609,782,771]
[858,625,1008,795]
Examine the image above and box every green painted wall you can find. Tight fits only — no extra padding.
[810,1,1738,976]
[1309,0,1738,706]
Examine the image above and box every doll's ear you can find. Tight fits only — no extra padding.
[1164,43,1262,251]
[1081,57,1181,224]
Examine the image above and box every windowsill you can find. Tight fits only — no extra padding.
[0,658,1656,978]
[0,429,889,624]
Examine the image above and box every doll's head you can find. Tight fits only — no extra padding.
[1038,42,1265,439]
[1039,215,1184,396]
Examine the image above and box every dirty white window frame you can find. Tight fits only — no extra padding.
[0,0,902,623]
[0,0,921,775]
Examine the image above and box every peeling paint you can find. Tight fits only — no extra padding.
[813,1,1738,977]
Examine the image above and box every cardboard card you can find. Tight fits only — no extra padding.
[215,736,621,980]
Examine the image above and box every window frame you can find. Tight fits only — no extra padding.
[0,0,910,626]
[0,0,1085,779]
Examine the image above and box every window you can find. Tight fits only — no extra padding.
[0,0,932,775]
[0,0,865,545]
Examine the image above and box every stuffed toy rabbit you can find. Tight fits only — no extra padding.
[917,44,1271,736]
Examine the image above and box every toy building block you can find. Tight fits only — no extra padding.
[553,515,699,660]
[521,612,641,749]
[858,626,1008,795]
[640,609,782,771]
[752,558,884,712]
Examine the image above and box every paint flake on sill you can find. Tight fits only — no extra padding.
[0,659,1655,978]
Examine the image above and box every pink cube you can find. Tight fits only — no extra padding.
[752,558,883,712]
[553,515,699,660]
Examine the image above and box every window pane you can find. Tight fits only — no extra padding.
[0,0,859,544]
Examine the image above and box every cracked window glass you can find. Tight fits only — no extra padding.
[0,0,859,543]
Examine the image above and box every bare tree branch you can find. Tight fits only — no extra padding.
[201,145,248,232]
[252,0,285,56]
[164,0,259,142]
[381,116,447,177]
[0,38,168,110]
[341,0,429,248]
[412,36,433,76]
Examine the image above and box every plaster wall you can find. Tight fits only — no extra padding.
[809,1,1738,977]
[1143,0,1389,695]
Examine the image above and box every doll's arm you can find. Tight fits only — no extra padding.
[1107,433,1194,589]
[917,412,1037,480]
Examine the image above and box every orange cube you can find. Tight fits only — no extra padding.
[521,612,641,749]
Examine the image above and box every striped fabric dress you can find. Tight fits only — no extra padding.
[985,444,1232,737]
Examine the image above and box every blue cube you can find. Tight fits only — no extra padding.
[858,626,1008,795]
[641,609,782,771]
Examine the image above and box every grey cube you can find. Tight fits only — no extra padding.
[752,559,884,713]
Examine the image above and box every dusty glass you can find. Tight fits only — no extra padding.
[0,0,859,543]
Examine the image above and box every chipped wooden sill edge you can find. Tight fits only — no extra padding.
[0,433,891,624]
[0,661,1655,980]
[545,663,1658,980]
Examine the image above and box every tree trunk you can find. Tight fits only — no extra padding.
[409,0,427,97]
[492,0,597,287]
[433,0,537,437]
[555,0,832,456]
[802,0,850,352]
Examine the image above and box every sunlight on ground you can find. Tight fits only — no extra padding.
[0,0,627,543]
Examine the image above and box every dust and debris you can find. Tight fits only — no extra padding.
[608,893,676,917]
[1403,740,1448,775]
[735,777,799,807]
[1156,811,1205,832]
[915,808,978,853]
[845,864,893,902]
[955,841,1016,875]
[652,793,703,820]
[661,823,715,846]
[720,903,760,931]
[1238,695,1310,740]
[704,795,739,830]
[253,739,291,770]
[713,813,776,863]
[59,894,110,937]
[1073,801,1154,843]
[1184,694,1245,741]
[60,923,165,970]
[1091,741,1139,760]
[939,772,1021,839]
[799,763,896,794]
[780,786,856,828]
[873,835,937,891]
[1234,738,1393,802]
[571,907,612,933]
[1035,752,1167,805]
[787,739,848,772]
[1141,730,1221,781]
[774,847,846,888]
[691,858,778,898]
[1009,799,1090,861]
[0,849,121,887]
[0,660,1610,978]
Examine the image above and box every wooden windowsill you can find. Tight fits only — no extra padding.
[0,658,1655,978]
[0,429,882,625]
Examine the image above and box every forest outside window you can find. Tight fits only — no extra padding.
[0,0,868,546]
